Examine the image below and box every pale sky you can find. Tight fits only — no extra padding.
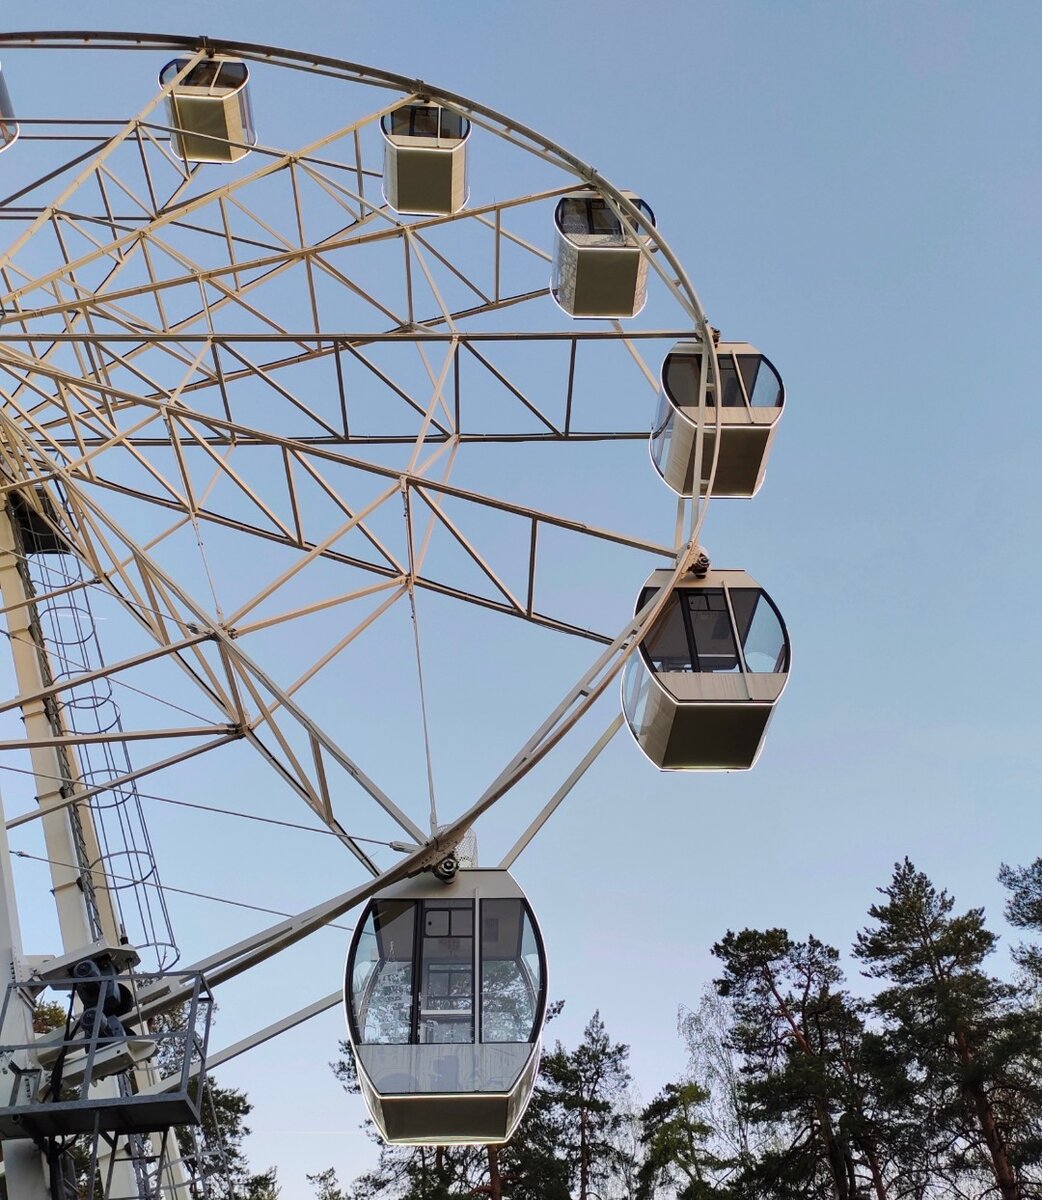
[1,4,1040,1196]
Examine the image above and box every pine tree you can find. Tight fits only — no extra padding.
[999,858,1042,987]
[539,1011,633,1200]
[712,928,894,1199]
[636,1080,731,1200]
[855,858,1042,1200]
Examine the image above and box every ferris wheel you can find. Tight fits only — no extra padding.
[0,31,789,1198]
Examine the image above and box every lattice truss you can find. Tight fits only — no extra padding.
[0,38,702,894]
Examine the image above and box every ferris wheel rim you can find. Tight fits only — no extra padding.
[0,30,713,334]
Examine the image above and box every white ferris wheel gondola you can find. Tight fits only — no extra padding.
[381,101,471,216]
[651,341,785,499]
[344,868,546,1145]
[623,568,790,771]
[159,55,256,163]
[551,191,655,318]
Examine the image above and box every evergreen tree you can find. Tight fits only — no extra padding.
[539,1011,633,1200]
[999,858,1042,988]
[636,1080,731,1200]
[712,928,894,1199]
[855,858,1042,1200]
[306,1167,349,1200]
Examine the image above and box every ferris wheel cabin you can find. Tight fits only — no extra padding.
[381,102,471,216]
[0,66,17,154]
[552,192,655,318]
[623,568,790,770]
[651,342,785,498]
[345,868,546,1145]
[159,57,256,163]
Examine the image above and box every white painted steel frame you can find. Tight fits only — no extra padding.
[0,32,731,1189]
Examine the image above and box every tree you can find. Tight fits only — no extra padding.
[855,858,1042,1200]
[538,1011,633,1200]
[307,1167,349,1200]
[678,988,757,1172]
[32,998,68,1035]
[999,858,1042,988]
[636,1080,731,1200]
[712,928,896,1200]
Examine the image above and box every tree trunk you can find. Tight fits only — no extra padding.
[486,1146,502,1200]
[955,1031,1019,1200]
[814,1103,852,1200]
[855,1136,889,1200]
[579,1106,589,1200]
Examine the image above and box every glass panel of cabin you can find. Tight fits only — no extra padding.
[353,901,414,1044]
[716,354,746,408]
[184,60,222,88]
[685,590,740,672]
[216,60,248,89]
[410,107,439,137]
[729,589,787,673]
[749,357,783,408]
[641,592,692,672]
[387,109,410,137]
[159,59,186,86]
[481,899,539,1043]
[439,110,467,139]
[588,199,622,235]
[419,899,474,1045]
[664,352,700,408]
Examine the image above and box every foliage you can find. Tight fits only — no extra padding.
[33,998,69,1034]
[1000,858,1042,987]
[636,1080,731,1200]
[856,858,1042,1200]
[538,1011,633,1200]
[711,928,893,1199]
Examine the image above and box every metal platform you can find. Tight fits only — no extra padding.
[0,969,211,1140]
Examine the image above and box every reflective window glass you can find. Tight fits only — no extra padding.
[730,589,788,672]
[641,592,692,672]
[419,900,474,1045]
[439,110,467,139]
[664,352,703,409]
[749,356,784,409]
[557,198,590,235]
[216,61,248,89]
[388,109,412,136]
[588,200,623,235]
[653,385,675,437]
[481,899,540,1043]
[686,590,740,672]
[716,354,745,408]
[351,901,415,1045]
[633,199,655,225]
[182,61,223,88]
[411,107,439,137]
[159,59,189,86]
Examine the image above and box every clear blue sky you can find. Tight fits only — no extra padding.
[1,2,1041,1195]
